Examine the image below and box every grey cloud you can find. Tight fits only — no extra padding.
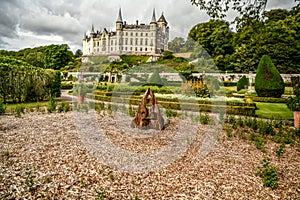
[0,0,297,51]
[0,0,21,39]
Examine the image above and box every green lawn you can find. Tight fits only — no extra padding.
[5,101,50,109]
[255,102,293,120]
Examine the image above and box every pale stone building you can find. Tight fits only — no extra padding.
[82,8,169,56]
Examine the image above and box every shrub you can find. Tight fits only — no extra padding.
[148,69,163,86]
[0,98,6,115]
[166,109,178,118]
[47,96,57,113]
[276,144,285,160]
[15,105,25,117]
[255,55,284,98]
[256,158,279,189]
[237,75,249,91]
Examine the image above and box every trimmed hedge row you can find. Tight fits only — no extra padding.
[250,97,288,103]
[89,94,256,116]
[61,83,73,89]
[92,92,256,108]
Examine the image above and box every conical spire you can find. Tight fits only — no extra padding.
[91,24,95,33]
[150,8,156,24]
[158,12,167,25]
[116,8,123,22]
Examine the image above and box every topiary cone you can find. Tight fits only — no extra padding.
[255,55,284,98]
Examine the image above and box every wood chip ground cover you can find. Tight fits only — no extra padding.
[0,112,299,199]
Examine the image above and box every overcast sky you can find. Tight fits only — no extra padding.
[0,0,298,52]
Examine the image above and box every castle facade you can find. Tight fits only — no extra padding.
[82,9,169,56]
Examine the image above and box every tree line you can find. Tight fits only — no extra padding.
[0,44,82,71]
[168,7,300,74]
[0,56,61,103]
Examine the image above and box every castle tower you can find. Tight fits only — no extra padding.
[157,13,169,52]
[116,8,123,30]
[116,8,123,54]
[150,8,157,53]
[157,12,167,28]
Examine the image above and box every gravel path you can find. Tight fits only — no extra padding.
[0,111,299,199]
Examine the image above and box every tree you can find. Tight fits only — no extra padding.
[51,71,62,97]
[75,49,83,58]
[237,75,249,91]
[230,7,300,73]
[168,37,185,53]
[190,0,267,19]
[189,19,234,71]
[255,55,284,98]
[44,44,74,70]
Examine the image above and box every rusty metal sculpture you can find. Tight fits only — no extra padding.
[131,88,164,130]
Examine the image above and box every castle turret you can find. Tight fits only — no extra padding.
[150,8,157,30]
[116,8,123,30]
[157,12,168,28]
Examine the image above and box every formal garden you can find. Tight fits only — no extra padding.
[1,2,300,198]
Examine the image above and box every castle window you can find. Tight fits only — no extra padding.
[135,47,137,51]
[145,39,148,45]
[145,48,147,51]
[130,47,132,51]
[111,47,113,51]
[125,32,128,36]
[131,32,133,36]
[111,40,113,45]
[130,38,133,45]
[125,38,128,45]
[97,42,99,46]
[135,38,138,45]
[140,38,143,45]
[125,47,127,50]
[140,47,142,51]
[136,32,138,36]
[146,33,148,36]
[141,33,143,36]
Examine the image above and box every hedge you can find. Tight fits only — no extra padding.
[250,97,288,103]
[90,94,256,116]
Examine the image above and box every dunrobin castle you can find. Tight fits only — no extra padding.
[82,9,169,56]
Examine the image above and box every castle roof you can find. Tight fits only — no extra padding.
[150,8,156,24]
[116,8,123,22]
[158,13,167,25]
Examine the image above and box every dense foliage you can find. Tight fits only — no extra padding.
[237,76,249,91]
[287,77,300,111]
[190,0,267,19]
[255,55,284,98]
[0,56,58,103]
[0,44,80,71]
[170,6,300,73]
